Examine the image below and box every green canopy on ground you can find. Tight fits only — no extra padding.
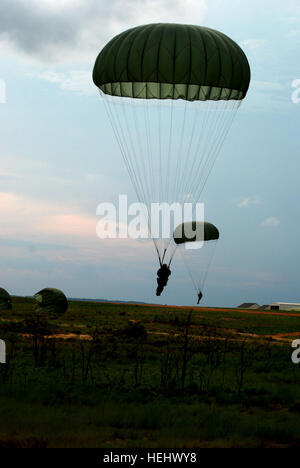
[34,288,68,316]
[0,287,12,310]
[93,23,250,101]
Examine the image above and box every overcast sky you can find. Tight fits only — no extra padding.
[1,0,300,307]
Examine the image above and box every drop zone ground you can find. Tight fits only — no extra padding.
[0,297,300,448]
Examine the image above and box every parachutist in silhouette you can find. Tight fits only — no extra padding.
[156,264,171,296]
[197,291,203,304]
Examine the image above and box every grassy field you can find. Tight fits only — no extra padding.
[0,296,300,448]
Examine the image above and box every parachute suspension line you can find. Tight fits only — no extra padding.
[165,99,174,204]
[128,100,163,259]
[200,240,218,292]
[102,92,242,269]
[192,100,240,202]
[147,102,163,260]
[135,99,158,252]
[196,101,229,173]
[181,99,240,204]
[126,99,164,257]
[102,94,156,255]
[152,99,176,262]
[161,248,167,264]
[165,99,190,266]
[153,241,164,266]
[120,99,162,254]
[181,99,224,202]
[158,99,163,204]
[180,99,215,201]
[107,95,166,267]
[154,241,162,266]
[197,100,241,200]
[162,100,189,267]
[185,100,229,200]
[176,101,201,202]
[102,94,144,205]
[145,99,155,204]
[131,99,156,214]
[129,99,152,210]
[181,248,199,294]
[172,99,188,205]
[119,99,150,210]
[144,99,164,265]
[165,100,177,256]
[180,240,218,295]
[168,240,178,268]
[197,100,225,177]
[101,94,141,200]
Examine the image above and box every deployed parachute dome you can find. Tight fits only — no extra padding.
[93,23,250,101]
[173,221,219,301]
[173,221,219,245]
[93,24,250,268]
[0,287,12,310]
[34,288,68,316]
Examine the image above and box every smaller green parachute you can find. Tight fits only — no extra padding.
[173,221,219,245]
[34,288,68,316]
[0,287,12,310]
[173,221,219,304]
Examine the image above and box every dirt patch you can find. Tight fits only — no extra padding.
[22,332,92,341]
[269,331,300,342]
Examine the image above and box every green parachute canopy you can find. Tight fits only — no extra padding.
[173,221,219,245]
[93,23,250,101]
[34,288,68,316]
[173,221,219,300]
[93,24,249,271]
[0,287,12,310]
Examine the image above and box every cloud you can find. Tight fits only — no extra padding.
[251,81,284,92]
[287,29,300,36]
[284,18,300,24]
[0,191,153,263]
[243,80,291,113]
[0,0,208,64]
[237,196,260,208]
[261,216,280,227]
[211,265,282,289]
[240,38,267,51]
[37,70,95,95]
[0,191,93,238]
[0,190,157,299]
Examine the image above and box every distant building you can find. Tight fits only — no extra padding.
[258,304,270,310]
[269,302,300,311]
[237,302,260,309]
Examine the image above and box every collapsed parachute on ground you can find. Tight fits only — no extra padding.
[0,287,12,310]
[173,221,219,304]
[93,23,250,293]
[34,288,68,316]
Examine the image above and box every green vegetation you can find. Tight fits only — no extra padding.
[0,297,300,448]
